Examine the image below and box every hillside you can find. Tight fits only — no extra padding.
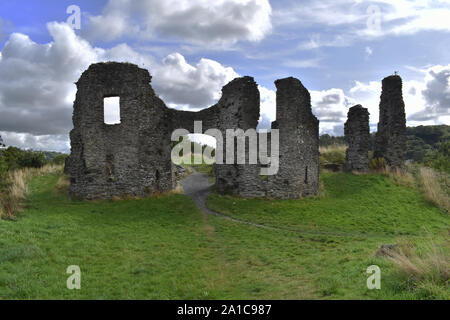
[0,169,448,299]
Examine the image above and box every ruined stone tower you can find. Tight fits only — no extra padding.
[267,77,320,198]
[67,62,320,199]
[374,75,406,168]
[168,76,262,196]
[67,63,174,199]
[344,104,370,172]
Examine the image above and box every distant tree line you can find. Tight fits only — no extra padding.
[0,135,68,187]
[319,134,346,146]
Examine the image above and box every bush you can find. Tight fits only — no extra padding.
[319,145,346,170]
[369,157,385,170]
[52,154,69,165]
[0,155,7,184]
[424,142,450,174]
[0,164,63,219]
[17,150,47,168]
[385,237,449,287]
[0,147,48,172]
[418,167,449,213]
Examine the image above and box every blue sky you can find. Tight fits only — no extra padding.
[0,0,449,152]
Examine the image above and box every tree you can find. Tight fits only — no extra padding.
[52,154,69,165]
[424,141,450,173]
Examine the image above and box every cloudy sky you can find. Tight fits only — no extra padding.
[0,0,449,152]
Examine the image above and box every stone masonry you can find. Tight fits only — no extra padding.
[344,105,370,172]
[66,62,320,199]
[374,75,407,168]
[266,77,319,198]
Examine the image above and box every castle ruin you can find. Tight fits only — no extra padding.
[66,63,407,200]
[66,62,319,200]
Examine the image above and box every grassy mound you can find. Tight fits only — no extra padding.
[0,171,448,299]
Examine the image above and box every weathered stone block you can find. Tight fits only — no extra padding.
[344,104,370,172]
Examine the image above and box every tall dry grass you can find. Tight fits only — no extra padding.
[385,237,449,286]
[0,164,63,219]
[379,164,416,188]
[319,144,347,154]
[319,144,347,171]
[375,164,448,213]
[418,167,449,213]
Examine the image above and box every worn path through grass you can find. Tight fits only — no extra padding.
[0,170,448,299]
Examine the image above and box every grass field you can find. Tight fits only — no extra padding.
[0,170,448,299]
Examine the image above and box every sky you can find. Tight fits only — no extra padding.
[0,0,449,153]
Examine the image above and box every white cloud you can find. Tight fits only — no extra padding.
[152,53,239,109]
[297,34,353,51]
[1,132,70,153]
[255,85,355,136]
[348,65,450,129]
[408,65,450,122]
[348,80,381,124]
[256,65,450,138]
[274,0,364,27]
[275,0,450,49]
[379,0,450,36]
[84,0,272,45]
[0,22,243,152]
[257,85,276,130]
[311,88,354,135]
[281,58,322,69]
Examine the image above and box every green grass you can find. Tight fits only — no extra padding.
[0,171,448,299]
[207,173,448,237]
[190,162,214,177]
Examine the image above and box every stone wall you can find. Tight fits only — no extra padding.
[374,75,406,168]
[67,62,320,199]
[67,63,173,199]
[266,77,319,198]
[344,105,370,172]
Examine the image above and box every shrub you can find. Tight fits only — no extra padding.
[0,146,48,171]
[0,169,28,219]
[17,150,47,168]
[0,155,7,186]
[319,145,347,170]
[385,237,449,287]
[424,141,450,174]
[369,157,385,170]
[53,174,70,195]
[379,165,416,188]
[0,164,63,219]
[52,154,69,165]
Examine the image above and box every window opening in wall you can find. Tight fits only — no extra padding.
[104,97,121,125]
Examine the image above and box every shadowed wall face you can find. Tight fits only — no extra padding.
[67,62,320,199]
[374,75,407,168]
[344,105,370,172]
